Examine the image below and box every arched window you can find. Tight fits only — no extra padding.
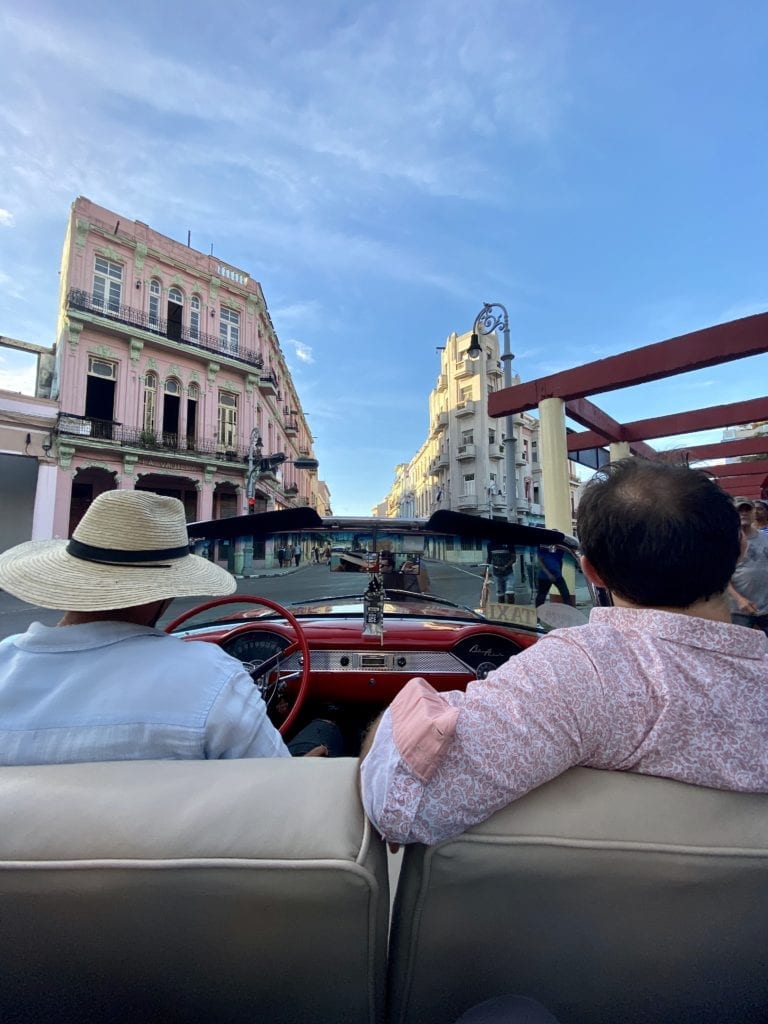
[188,382,200,401]
[164,377,181,396]
[143,372,157,433]
[190,295,201,340]
[149,279,161,327]
[168,287,183,306]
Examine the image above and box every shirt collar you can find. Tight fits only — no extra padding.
[13,620,165,653]
[588,605,767,658]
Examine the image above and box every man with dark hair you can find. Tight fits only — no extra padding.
[360,459,768,846]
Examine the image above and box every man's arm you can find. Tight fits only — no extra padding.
[205,666,291,759]
[728,582,758,615]
[359,638,616,846]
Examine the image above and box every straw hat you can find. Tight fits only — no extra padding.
[0,490,236,611]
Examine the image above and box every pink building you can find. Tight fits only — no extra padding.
[42,197,323,566]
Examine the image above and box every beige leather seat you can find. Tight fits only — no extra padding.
[388,768,768,1024]
[0,757,388,1024]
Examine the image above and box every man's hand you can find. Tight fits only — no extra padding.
[736,595,758,615]
[304,744,329,757]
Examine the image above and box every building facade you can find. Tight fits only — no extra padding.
[378,329,579,525]
[0,336,59,551]
[0,197,330,563]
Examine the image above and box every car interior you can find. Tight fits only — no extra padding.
[2,509,767,1022]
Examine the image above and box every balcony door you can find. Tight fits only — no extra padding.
[167,287,183,342]
[84,357,117,438]
[162,378,181,448]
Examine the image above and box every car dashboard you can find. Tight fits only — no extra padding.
[194,614,539,705]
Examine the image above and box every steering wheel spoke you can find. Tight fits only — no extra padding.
[165,596,311,736]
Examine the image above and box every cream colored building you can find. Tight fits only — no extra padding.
[378,329,579,525]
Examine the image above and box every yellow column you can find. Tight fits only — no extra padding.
[539,397,576,600]
[539,397,572,534]
[609,441,631,461]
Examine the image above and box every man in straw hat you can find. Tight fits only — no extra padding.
[0,490,339,764]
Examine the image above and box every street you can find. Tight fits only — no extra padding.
[0,560,489,641]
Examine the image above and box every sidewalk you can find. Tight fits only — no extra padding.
[235,563,320,580]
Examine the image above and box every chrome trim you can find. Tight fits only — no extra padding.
[281,650,469,673]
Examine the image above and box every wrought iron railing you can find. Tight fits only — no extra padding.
[56,412,248,461]
[67,289,264,369]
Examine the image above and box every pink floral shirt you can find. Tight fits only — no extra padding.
[360,607,768,845]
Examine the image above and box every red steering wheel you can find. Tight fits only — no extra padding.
[165,595,311,736]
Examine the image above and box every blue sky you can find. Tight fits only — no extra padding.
[1,0,766,513]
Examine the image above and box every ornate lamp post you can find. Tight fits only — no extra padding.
[246,428,319,511]
[470,302,517,524]
[246,429,265,506]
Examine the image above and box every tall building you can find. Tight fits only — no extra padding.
[378,329,579,524]
[10,197,328,563]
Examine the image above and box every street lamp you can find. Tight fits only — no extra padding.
[246,429,264,503]
[471,302,517,524]
[246,429,319,511]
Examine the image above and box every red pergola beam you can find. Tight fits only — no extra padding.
[564,397,657,458]
[489,312,768,417]
[567,397,768,452]
[701,460,768,480]
[656,436,768,462]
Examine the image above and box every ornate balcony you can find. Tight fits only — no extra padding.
[258,371,278,397]
[56,412,247,461]
[456,443,476,460]
[67,289,264,370]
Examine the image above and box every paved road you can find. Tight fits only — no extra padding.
[0,561,490,640]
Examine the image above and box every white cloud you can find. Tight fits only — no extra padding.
[286,339,314,364]
[0,209,14,227]
[271,300,325,331]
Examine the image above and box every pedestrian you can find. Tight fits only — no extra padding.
[277,546,285,569]
[293,543,301,567]
[487,541,515,603]
[728,497,768,635]
[535,544,571,607]
[312,544,320,563]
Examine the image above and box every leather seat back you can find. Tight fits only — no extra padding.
[387,768,768,1024]
[0,757,388,1024]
